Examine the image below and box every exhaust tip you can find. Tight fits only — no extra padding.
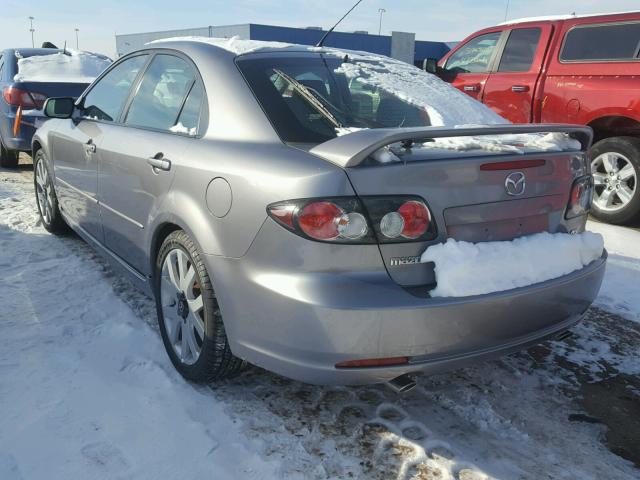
[387,374,417,394]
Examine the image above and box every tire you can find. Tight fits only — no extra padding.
[0,141,19,168]
[589,136,640,225]
[154,230,244,383]
[33,149,68,234]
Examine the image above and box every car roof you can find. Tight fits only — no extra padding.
[498,10,640,26]
[147,36,357,58]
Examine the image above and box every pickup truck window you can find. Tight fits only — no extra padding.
[561,22,640,62]
[498,28,541,72]
[445,32,502,73]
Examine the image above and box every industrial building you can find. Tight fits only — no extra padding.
[115,23,452,66]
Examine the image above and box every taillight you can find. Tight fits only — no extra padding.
[268,197,375,243]
[2,86,47,109]
[267,196,436,244]
[361,196,437,243]
[298,202,343,240]
[566,176,593,219]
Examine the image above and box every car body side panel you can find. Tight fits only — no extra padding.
[483,24,554,123]
[48,119,105,242]
[144,140,354,267]
[97,124,182,274]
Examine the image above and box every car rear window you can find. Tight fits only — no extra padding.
[237,55,433,144]
[560,22,640,62]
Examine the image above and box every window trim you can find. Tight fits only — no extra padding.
[559,20,640,64]
[443,29,507,74]
[77,48,209,138]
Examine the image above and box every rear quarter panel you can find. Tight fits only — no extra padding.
[542,13,640,125]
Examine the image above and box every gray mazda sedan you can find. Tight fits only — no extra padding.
[32,38,605,388]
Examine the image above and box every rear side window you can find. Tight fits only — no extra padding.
[124,54,197,133]
[561,22,640,61]
[172,81,204,135]
[82,55,148,122]
[498,28,541,72]
[445,32,502,73]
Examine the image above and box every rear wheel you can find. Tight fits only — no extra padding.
[33,149,67,234]
[590,137,640,225]
[0,141,19,168]
[154,230,244,383]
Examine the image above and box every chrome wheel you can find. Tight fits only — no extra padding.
[35,156,54,226]
[160,248,205,365]
[591,152,637,212]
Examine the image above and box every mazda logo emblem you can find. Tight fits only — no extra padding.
[505,172,526,196]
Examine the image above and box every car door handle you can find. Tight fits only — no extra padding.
[463,84,480,92]
[147,155,171,172]
[511,85,530,93]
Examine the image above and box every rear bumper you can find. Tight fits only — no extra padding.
[0,112,42,151]
[207,229,606,385]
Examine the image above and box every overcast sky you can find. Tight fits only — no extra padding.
[4,0,640,57]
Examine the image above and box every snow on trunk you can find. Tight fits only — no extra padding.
[421,232,604,297]
[14,49,112,83]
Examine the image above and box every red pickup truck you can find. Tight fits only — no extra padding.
[434,11,640,224]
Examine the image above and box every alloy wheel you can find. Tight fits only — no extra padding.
[591,152,637,212]
[35,157,54,226]
[160,248,205,365]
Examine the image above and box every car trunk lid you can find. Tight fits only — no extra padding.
[309,125,592,287]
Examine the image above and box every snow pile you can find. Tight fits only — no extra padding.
[169,122,197,135]
[14,49,111,83]
[587,220,640,324]
[150,35,294,55]
[323,47,506,127]
[421,232,604,297]
[419,131,582,154]
[335,126,365,136]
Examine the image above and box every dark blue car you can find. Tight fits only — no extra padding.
[0,48,104,168]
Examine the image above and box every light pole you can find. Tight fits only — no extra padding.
[28,16,35,47]
[75,28,79,49]
[378,8,386,36]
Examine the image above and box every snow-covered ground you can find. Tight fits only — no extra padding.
[1,163,639,479]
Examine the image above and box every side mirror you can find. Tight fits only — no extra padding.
[423,58,438,75]
[43,97,75,119]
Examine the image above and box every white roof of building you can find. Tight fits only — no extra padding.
[498,10,639,26]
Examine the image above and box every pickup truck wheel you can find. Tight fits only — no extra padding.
[0,141,19,168]
[589,137,640,225]
[155,230,244,383]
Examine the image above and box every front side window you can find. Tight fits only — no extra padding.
[561,22,640,61]
[82,55,148,122]
[125,54,197,132]
[498,28,541,72]
[445,32,502,73]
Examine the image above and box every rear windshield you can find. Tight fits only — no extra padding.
[236,52,504,144]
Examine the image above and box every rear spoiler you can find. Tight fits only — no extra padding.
[309,124,593,168]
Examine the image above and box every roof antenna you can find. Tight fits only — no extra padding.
[316,0,365,47]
